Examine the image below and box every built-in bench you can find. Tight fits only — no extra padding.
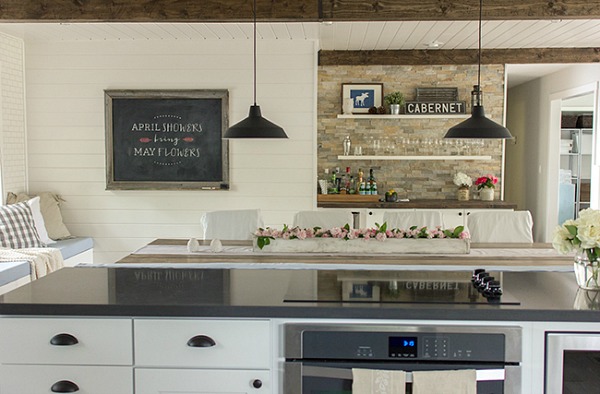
[0,237,93,296]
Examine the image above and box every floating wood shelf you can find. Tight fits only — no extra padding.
[337,155,492,161]
[337,114,469,119]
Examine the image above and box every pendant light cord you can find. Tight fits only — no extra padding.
[253,0,257,106]
[477,0,482,90]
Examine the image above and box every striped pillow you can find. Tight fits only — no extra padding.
[0,202,44,249]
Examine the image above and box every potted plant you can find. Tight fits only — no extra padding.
[384,91,405,115]
[475,174,498,201]
[385,188,398,202]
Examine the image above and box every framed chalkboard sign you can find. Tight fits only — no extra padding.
[105,89,229,190]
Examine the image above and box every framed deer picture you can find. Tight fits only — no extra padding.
[341,83,383,114]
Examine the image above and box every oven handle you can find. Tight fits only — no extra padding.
[301,365,506,383]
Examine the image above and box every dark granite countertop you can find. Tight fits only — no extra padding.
[0,266,598,322]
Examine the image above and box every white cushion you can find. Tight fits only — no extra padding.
[6,192,71,240]
[0,202,45,248]
[382,210,445,229]
[467,211,534,243]
[25,197,55,245]
[292,211,354,229]
[200,209,264,240]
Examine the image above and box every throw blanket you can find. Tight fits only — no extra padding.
[0,247,64,280]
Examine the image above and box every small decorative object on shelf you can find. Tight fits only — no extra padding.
[453,172,472,201]
[553,208,600,290]
[385,189,398,202]
[342,97,354,114]
[343,135,352,156]
[384,91,405,115]
[475,174,497,201]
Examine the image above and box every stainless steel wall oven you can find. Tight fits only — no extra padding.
[284,323,521,394]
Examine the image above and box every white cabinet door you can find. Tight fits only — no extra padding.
[0,365,132,393]
[134,319,271,369]
[439,209,466,229]
[0,317,133,365]
[365,209,415,228]
[135,368,271,393]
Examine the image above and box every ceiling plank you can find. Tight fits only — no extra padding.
[2,0,600,22]
[318,48,600,65]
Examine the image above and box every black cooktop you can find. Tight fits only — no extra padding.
[284,270,520,305]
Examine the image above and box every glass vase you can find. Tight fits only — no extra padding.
[574,251,600,291]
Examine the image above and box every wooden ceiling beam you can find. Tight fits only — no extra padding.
[0,0,320,23]
[1,0,600,22]
[318,48,600,66]
[321,0,600,21]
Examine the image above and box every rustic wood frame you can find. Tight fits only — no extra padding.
[105,89,229,191]
[341,83,383,114]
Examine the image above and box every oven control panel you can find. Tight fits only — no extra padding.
[301,330,506,362]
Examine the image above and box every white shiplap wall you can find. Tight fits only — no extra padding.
[23,39,317,263]
[0,33,27,197]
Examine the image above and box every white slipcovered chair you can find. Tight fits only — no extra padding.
[292,210,354,229]
[199,209,264,240]
[382,210,444,230]
[467,210,534,243]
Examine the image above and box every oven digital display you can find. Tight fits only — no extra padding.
[389,336,418,358]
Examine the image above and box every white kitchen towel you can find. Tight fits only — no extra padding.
[412,369,477,394]
[352,368,406,394]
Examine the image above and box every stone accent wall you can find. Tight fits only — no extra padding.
[318,65,505,200]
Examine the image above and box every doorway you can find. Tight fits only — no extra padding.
[554,84,599,226]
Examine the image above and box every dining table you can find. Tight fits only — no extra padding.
[114,239,574,272]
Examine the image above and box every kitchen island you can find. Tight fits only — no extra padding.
[0,266,598,393]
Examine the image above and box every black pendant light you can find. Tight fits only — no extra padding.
[224,0,288,139]
[444,0,512,139]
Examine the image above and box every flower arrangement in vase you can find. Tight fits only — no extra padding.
[453,172,472,201]
[553,208,600,290]
[475,174,498,201]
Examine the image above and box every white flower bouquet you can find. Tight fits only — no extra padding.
[553,208,600,289]
[453,172,472,188]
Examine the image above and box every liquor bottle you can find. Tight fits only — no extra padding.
[368,168,378,195]
[330,168,338,194]
[340,171,348,194]
[335,167,341,193]
[359,181,366,195]
[357,168,364,185]
[348,175,356,194]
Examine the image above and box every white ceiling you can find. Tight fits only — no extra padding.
[1,20,599,87]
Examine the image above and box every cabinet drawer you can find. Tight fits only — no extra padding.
[134,319,270,368]
[0,365,132,393]
[0,317,133,365]
[135,368,270,393]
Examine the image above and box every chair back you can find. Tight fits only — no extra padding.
[467,210,533,243]
[292,211,354,229]
[200,209,264,240]
[382,210,444,230]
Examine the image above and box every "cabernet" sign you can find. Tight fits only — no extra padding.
[405,101,466,115]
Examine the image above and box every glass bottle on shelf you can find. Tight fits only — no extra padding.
[368,168,377,195]
[348,176,356,194]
